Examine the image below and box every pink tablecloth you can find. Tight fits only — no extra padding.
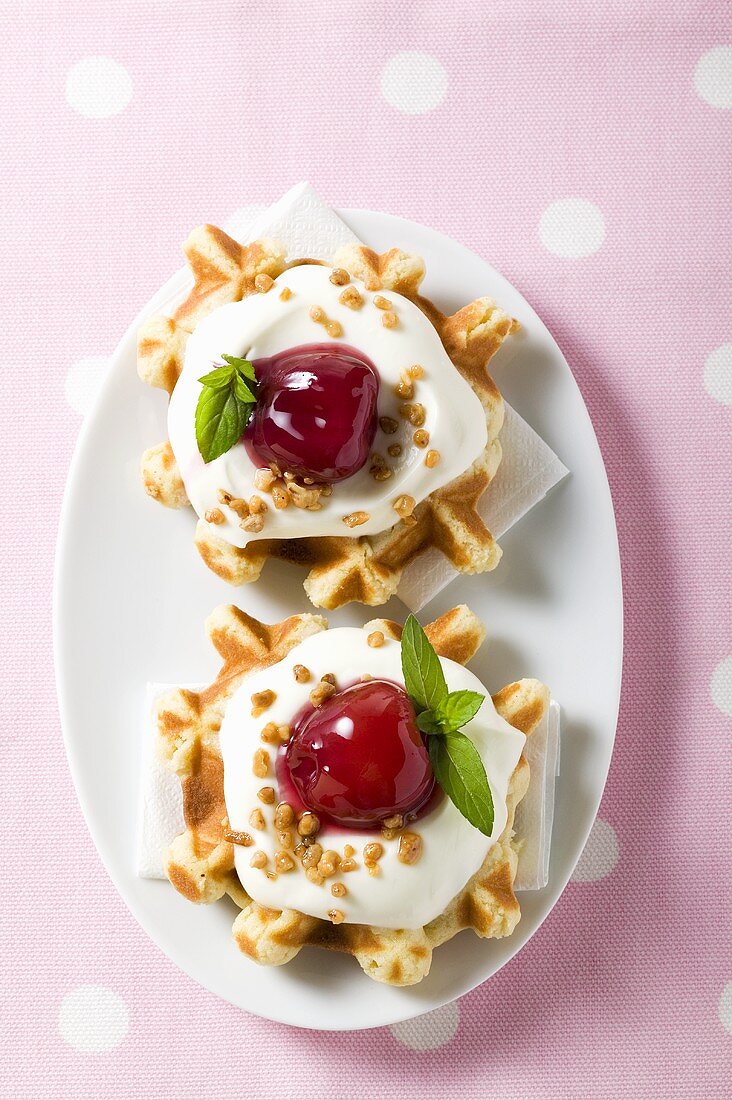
[2,2,730,1096]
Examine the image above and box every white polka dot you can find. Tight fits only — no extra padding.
[381,52,448,115]
[58,985,129,1053]
[711,655,732,716]
[704,344,732,405]
[389,1001,460,1050]
[571,818,619,882]
[539,199,606,258]
[694,47,732,109]
[719,983,732,1034]
[65,356,109,415]
[223,206,266,241]
[66,57,133,118]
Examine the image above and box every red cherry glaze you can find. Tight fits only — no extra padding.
[247,342,379,483]
[285,680,435,828]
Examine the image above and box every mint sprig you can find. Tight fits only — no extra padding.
[401,614,494,836]
[195,354,258,463]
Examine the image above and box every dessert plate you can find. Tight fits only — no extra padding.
[54,209,622,1030]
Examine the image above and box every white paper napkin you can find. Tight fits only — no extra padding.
[223,183,568,612]
[137,684,559,891]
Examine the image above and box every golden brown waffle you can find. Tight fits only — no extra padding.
[138,226,517,609]
[156,603,550,986]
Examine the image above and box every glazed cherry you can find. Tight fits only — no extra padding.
[247,343,379,483]
[285,680,435,828]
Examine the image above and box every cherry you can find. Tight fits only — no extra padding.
[247,343,379,483]
[285,680,435,828]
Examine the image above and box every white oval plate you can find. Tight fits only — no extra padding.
[54,210,622,1031]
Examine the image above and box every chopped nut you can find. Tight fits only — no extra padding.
[297,811,321,838]
[379,415,399,435]
[271,483,291,509]
[278,724,292,743]
[306,867,324,886]
[331,882,347,898]
[288,480,325,511]
[274,802,295,830]
[279,286,292,301]
[293,664,311,683]
[265,870,278,881]
[339,286,363,310]
[302,843,323,869]
[343,844,355,858]
[425,449,440,468]
[317,850,341,878]
[222,828,253,847]
[370,464,393,482]
[381,826,400,841]
[268,461,282,477]
[343,510,369,528]
[294,842,307,860]
[252,748,270,778]
[241,513,264,534]
[249,494,268,514]
[257,786,276,805]
[400,402,426,427]
[398,832,423,865]
[364,842,384,863]
[254,273,274,292]
[310,681,336,708]
[321,672,337,686]
[328,909,345,925]
[251,689,276,717]
[249,808,266,830]
[329,267,350,286]
[325,320,343,338]
[254,468,276,491]
[361,673,373,682]
[393,494,416,520]
[367,630,385,648]
[387,443,402,458]
[274,850,295,873]
[340,858,358,872]
[218,489,249,519]
[381,310,398,329]
[408,365,425,380]
[309,305,326,323]
[204,508,225,525]
[278,830,294,849]
[250,850,267,869]
[383,814,404,829]
[373,295,392,310]
[395,378,414,400]
[260,721,280,744]
[366,863,380,877]
[413,429,430,448]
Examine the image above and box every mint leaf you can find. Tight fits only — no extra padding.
[195,384,252,463]
[233,373,256,403]
[401,614,448,713]
[198,364,236,390]
[428,732,494,836]
[434,690,484,733]
[221,353,257,382]
[416,710,444,736]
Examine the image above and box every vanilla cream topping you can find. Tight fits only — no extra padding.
[167,264,488,545]
[219,628,525,929]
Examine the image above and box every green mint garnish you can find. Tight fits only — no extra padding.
[401,614,494,836]
[195,354,258,463]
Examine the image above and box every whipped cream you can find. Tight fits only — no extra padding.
[219,628,525,929]
[167,264,488,545]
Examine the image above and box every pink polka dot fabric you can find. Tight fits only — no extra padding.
[2,2,730,1095]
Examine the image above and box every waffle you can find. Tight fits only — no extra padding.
[138,226,517,609]
[156,603,550,986]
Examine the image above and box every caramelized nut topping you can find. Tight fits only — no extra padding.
[383,813,404,829]
[387,443,402,458]
[343,510,369,528]
[331,882,347,898]
[328,909,345,925]
[339,286,363,310]
[381,310,398,329]
[293,664,311,683]
[400,402,426,427]
[367,630,385,648]
[274,802,295,830]
[310,681,336,708]
[257,786,276,805]
[398,832,423,865]
[218,489,249,519]
[425,449,441,468]
[379,415,399,435]
[271,484,291,509]
[279,286,292,301]
[340,857,358,872]
[373,295,392,310]
[254,468,276,491]
[278,724,292,743]
[222,828,253,847]
[260,721,280,744]
[364,842,384,863]
[254,273,274,292]
[278,830,294,849]
[413,429,430,448]
[297,811,321,838]
[317,850,341,878]
[321,672,337,686]
[250,850,268,869]
[306,867,324,886]
[249,494,268,515]
[241,513,264,534]
[408,365,425,380]
[249,808,266,830]
[395,378,414,400]
[329,267,350,286]
[252,748,270,778]
[325,320,343,339]
[204,508,225,525]
[302,842,323,869]
[251,689,276,717]
[274,850,295,873]
[343,844,355,858]
[393,494,416,519]
[309,305,326,323]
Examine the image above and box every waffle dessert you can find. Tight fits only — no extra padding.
[138,226,517,609]
[156,603,549,986]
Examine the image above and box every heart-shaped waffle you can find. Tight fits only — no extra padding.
[155,604,549,986]
[138,226,517,608]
